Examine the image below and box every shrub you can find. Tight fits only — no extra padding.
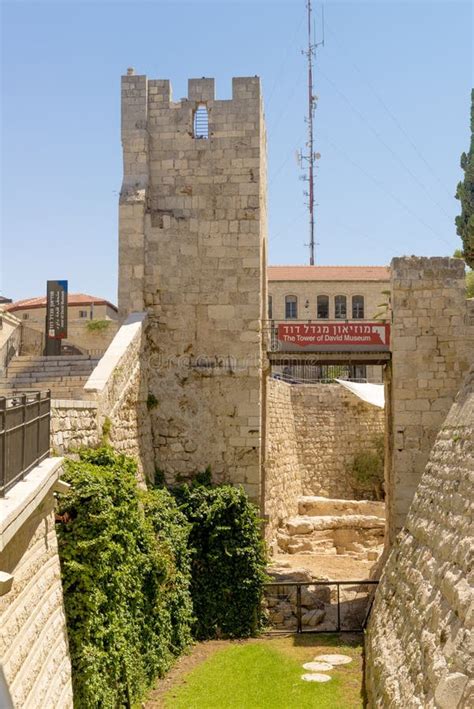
[86,319,110,333]
[56,448,193,708]
[174,479,268,640]
[348,434,385,500]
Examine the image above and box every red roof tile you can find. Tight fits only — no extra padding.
[267,265,390,282]
[5,293,118,312]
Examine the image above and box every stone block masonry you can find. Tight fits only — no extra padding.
[366,366,474,708]
[118,73,267,502]
[387,257,472,541]
[265,379,384,542]
[0,459,73,708]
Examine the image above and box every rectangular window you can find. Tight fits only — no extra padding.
[352,295,364,319]
[335,295,347,319]
[317,295,329,319]
[79,310,88,319]
[285,296,297,319]
[268,295,273,319]
[22,313,29,320]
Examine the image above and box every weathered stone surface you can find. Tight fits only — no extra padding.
[366,366,474,708]
[265,379,384,542]
[301,673,331,682]
[388,257,472,540]
[118,74,266,500]
[301,608,325,627]
[314,654,352,665]
[0,494,73,708]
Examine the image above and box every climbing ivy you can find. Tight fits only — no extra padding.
[56,448,193,709]
[173,476,268,640]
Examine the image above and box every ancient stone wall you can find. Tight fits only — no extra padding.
[51,400,99,454]
[118,73,266,502]
[291,384,384,498]
[366,365,474,708]
[265,379,384,540]
[265,379,301,542]
[0,464,73,708]
[388,257,472,540]
[83,313,154,478]
[63,320,119,356]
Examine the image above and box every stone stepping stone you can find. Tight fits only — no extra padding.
[313,653,352,665]
[301,673,332,683]
[302,662,333,672]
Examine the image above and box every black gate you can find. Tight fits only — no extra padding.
[264,580,378,634]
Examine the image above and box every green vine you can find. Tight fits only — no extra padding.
[172,475,268,640]
[56,448,193,708]
[86,319,111,333]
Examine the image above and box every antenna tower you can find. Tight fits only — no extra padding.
[298,0,324,265]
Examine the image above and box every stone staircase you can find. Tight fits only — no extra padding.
[0,355,100,400]
[276,496,385,560]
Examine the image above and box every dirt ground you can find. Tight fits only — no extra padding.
[271,552,377,580]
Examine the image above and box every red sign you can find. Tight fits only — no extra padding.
[277,322,390,350]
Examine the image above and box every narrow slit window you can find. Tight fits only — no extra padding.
[194,104,209,139]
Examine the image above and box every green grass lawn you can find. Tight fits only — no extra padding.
[160,635,363,709]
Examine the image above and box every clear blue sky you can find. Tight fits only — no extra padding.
[1,0,472,304]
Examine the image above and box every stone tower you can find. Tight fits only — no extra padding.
[118,71,267,503]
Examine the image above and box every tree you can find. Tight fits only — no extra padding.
[453,248,474,298]
[455,89,474,268]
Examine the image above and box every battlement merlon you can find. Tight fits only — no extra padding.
[121,71,262,113]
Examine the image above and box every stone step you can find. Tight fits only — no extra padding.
[7,364,98,374]
[298,496,385,519]
[11,355,99,362]
[286,514,385,535]
[0,389,85,400]
[7,372,92,382]
[276,512,385,558]
[0,377,89,388]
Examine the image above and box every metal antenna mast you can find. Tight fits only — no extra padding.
[299,0,323,265]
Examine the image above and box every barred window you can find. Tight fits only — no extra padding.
[193,104,209,139]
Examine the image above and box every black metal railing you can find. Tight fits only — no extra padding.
[263,580,379,634]
[0,391,51,497]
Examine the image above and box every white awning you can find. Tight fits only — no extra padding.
[335,379,385,408]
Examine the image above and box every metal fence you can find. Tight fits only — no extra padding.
[264,580,379,634]
[0,391,51,497]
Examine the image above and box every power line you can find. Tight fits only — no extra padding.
[318,68,454,222]
[319,129,453,247]
[322,19,454,199]
[270,209,307,244]
[266,66,307,135]
[265,7,307,113]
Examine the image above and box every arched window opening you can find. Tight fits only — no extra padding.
[193,104,209,139]
[317,295,329,319]
[335,295,347,319]
[285,295,298,320]
[352,295,365,319]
